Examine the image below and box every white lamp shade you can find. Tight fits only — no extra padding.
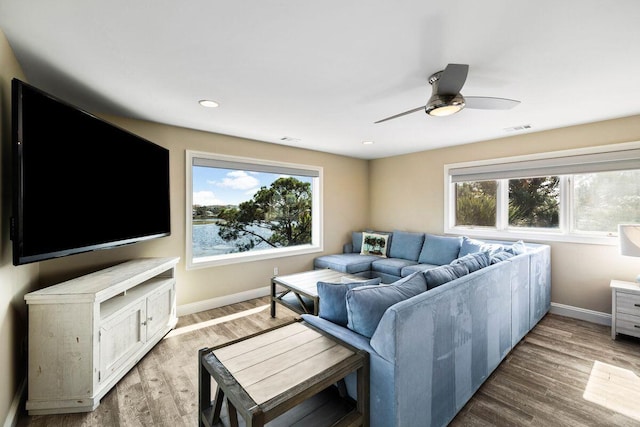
[619,224,640,257]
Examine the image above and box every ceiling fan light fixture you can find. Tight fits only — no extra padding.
[425,94,465,117]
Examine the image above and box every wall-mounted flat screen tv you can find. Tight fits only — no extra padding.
[11,79,171,266]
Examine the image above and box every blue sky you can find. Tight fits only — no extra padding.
[192,166,311,206]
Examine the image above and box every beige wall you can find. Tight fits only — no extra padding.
[0,30,39,425]
[36,117,371,307]
[369,115,640,314]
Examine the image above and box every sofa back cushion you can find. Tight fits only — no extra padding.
[346,272,427,338]
[451,251,491,273]
[317,277,382,326]
[389,230,425,261]
[419,234,462,265]
[490,250,516,264]
[423,263,469,290]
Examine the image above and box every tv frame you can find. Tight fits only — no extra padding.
[11,79,171,265]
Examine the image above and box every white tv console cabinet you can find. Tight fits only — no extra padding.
[24,257,180,415]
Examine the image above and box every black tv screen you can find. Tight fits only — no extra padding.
[11,79,171,265]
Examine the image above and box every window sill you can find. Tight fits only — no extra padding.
[186,244,323,270]
[445,226,618,246]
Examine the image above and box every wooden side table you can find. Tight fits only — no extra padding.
[199,320,369,427]
[611,279,640,339]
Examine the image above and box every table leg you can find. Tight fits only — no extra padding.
[270,280,276,317]
[198,348,212,427]
[212,386,224,424]
[227,398,239,427]
[357,357,370,427]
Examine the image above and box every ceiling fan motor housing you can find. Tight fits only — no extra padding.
[425,70,466,116]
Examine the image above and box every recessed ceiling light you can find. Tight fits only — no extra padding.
[199,99,219,108]
[362,140,374,145]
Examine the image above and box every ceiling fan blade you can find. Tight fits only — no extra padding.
[374,106,424,124]
[437,63,469,95]
[464,96,521,110]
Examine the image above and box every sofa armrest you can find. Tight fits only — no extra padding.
[301,314,376,354]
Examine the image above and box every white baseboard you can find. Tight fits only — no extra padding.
[549,302,611,326]
[3,379,25,427]
[177,286,271,317]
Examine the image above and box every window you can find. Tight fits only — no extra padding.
[508,177,559,229]
[445,142,640,244]
[455,181,497,227]
[186,151,322,269]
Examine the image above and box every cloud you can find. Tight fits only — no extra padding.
[217,170,260,191]
[193,191,223,206]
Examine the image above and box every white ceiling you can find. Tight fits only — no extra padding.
[1,1,639,160]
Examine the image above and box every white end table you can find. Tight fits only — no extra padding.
[611,279,640,340]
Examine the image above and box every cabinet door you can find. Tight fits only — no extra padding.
[99,299,146,384]
[146,282,175,341]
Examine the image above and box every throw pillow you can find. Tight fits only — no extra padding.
[504,240,527,255]
[360,232,389,257]
[418,234,463,265]
[346,272,427,338]
[450,251,491,273]
[317,277,382,326]
[458,237,505,257]
[423,263,469,290]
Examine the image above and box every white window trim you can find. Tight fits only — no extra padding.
[444,140,640,246]
[186,150,323,270]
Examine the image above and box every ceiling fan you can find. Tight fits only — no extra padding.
[374,63,520,123]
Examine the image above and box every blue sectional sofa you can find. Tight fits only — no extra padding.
[305,231,551,427]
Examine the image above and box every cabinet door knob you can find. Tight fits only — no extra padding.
[141,321,147,326]
[149,316,153,321]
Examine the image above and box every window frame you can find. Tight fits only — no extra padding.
[444,141,640,245]
[186,150,323,270]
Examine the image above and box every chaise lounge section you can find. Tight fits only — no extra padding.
[305,230,551,427]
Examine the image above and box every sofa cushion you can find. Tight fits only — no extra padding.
[400,262,440,277]
[389,230,425,261]
[419,234,463,265]
[451,251,491,273]
[361,232,390,257]
[423,263,469,290]
[313,253,380,274]
[351,231,363,253]
[371,258,418,278]
[346,272,427,338]
[317,277,382,326]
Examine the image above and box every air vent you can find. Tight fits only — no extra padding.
[280,136,301,143]
[503,124,532,132]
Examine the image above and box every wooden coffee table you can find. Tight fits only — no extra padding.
[271,269,367,317]
[199,320,369,427]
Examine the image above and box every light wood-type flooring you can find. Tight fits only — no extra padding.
[17,297,640,426]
